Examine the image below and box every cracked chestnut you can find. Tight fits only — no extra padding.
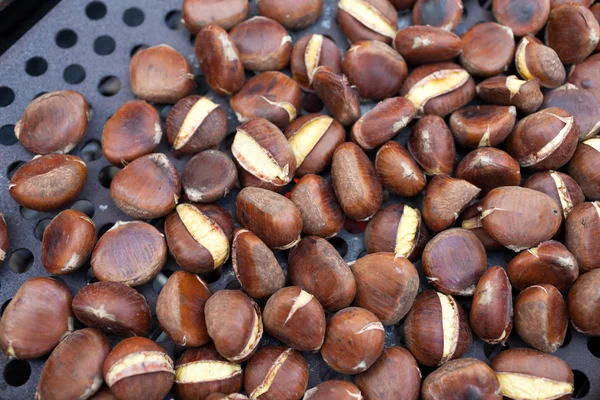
[291,34,342,92]
[542,84,600,141]
[312,66,361,126]
[166,96,228,155]
[476,75,543,115]
[364,204,430,260]
[336,0,398,44]
[244,347,308,400]
[404,290,472,367]
[523,170,585,219]
[103,337,174,400]
[263,286,326,351]
[515,36,565,89]
[455,147,521,195]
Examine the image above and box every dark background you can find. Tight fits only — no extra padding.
[0,0,60,55]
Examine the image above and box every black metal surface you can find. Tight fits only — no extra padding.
[0,0,597,399]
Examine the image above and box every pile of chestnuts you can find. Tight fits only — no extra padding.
[3,0,600,399]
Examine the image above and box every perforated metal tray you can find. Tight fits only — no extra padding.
[0,0,597,398]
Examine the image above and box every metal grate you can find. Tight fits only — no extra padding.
[0,0,597,398]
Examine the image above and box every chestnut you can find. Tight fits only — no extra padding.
[90,387,117,400]
[565,202,600,272]
[567,137,600,200]
[422,228,487,296]
[460,202,504,251]
[507,241,579,291]
[351,97,416,150]
[456,147,521,195]
[230,72,303,130]
[236,187,303,250]
[156,271,212,347]
[364,204,430,260]
[165,203,231,274]
[545,3,600,64]
[195,25,245,96]
[354,346,421,400]
[42,209,97,275]
[232,229,285,299]
[506,107,579,170]
[449,105,517,149]
[257,0,322,29]
[408,115,456,175]
[166,96,228,155]
[476,74,543,115]
[481,187,562,252]
[103,337,174,400]
[523,170,585,219]
[422,175,481,233]
[290,34,342,92]
[36,328,110,400]
[73,281,151,337]
[244,347,308,400]
[352,252,419,325]
[404,290,472,367]
[393,25,462,65]
[336,0,397,44]
[263,286,326,351]
[229,17,292,71]
[102,100,161,165]
[568,269,600,335]
[550,0,593,7]
[515,36,565,89]
[460,22,515,77]
[288,236,356,312]
[412,0,463,30]
[285,114,345,176]
[231,118,296,191]
[567,53,600,103]
[205,290,263,362]
[182,150,237,203]
[422,358,502,400]
[343,41,408,101]
[470,266,513,344]
[174,345,243,400]
[514,284,568,353]
[110,153,181,219]
[9,154,87,212]
[130,44,195,103]
[91,221,167,287]
[290,174,345,238]
[401,62,476,117]
[320,307,385,374]
[0,214,7,264]
[15,90,89,154]
[181,0,249,33]
[206,395,248,400]
[0,277,73,360]
[312,66,361,126]
[492,0,550,37]
[542,83,600,141]
[492,348,574,399]
[375,141,427,197]
[331,142,383,221]
[303,380,363,400]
